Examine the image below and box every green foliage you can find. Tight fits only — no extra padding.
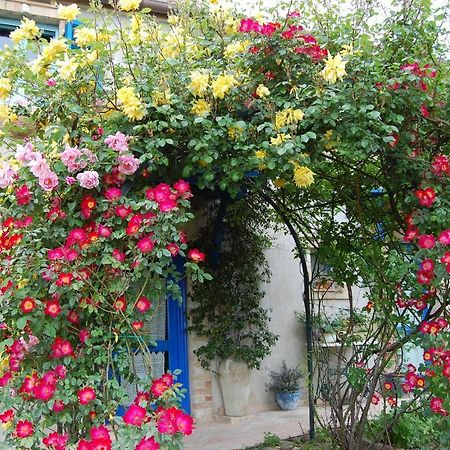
[262,432,282,447]
[366,410,450,450]
[189,204,278,369]
[268,361,303,393]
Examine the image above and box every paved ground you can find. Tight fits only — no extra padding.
[184,407,320,450]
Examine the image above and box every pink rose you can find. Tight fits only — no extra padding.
[15,142,36,163]
[118,154,140,175]
[29,153,50,178]
[66,176,76,185]
[76,171,99,189]
[61,145,82,172]
[39,171,59,191]
[104,187,122,201]
[0,163,17,188]
[105,131,129,153]
[81,148,97,164]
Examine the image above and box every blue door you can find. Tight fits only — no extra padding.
[118,257,190,414]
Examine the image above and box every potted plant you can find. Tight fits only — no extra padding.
[268,361,303,410]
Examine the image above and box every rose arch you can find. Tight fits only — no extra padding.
[0,0,448,449]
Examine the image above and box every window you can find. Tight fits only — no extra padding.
[310,252,342,292]
[0,17,58,48]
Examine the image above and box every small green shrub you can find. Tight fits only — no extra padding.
[262,432,282,447]
[366,410,449,449]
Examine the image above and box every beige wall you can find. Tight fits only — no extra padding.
[187,229,369,420]
[0,0,62,29]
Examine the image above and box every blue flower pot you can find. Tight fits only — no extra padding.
[275,391,300,410]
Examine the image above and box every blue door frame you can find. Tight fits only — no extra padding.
[155,256,190,413]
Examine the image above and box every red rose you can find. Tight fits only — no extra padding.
[417,234,435,249]
[136,436,160,450]
[137,236,155,253]
[44,299,62,318]
[15,184,32,205]
[78,387,96,405]
[187,248,205,263]
[20,297,37,314]
[113,296,127,312]
[123,404,146,426]
[16,420,33,438]
[135,296,151,313]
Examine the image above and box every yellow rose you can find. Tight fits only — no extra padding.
[191,99,211,117]
[84,50,99,65]
[117,86,146,121]
[42,39,67,61]
[293,165,315,187]
[57,3,81,21]
[56,55,79,81]
[256,84,270,98]
[0,78,11,100]
[0,104,10,121]
[189,71,209,97]
[74,27,97,47]
[29,56,47,76]
[211,74,237,99]
[118,0,142,12]
[321,52,347,84]
[224,42,241,59]
[152,89,172,107]
[270,133,290,146]
[255,150,266,159]
[275,108,304,129]
[9,28,25,44]
[224,18,240,35]
[10,18,39,44]
[21,18,39,39]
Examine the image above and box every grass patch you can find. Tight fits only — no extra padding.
[239,431,333,450]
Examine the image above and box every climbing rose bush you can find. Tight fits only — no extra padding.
[0,130,202,448]
[0,3,220,448]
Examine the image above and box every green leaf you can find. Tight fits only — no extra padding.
[44,322,57,338]
[17,316,27,330]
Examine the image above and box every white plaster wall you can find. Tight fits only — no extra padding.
[207,229,370,415]
[208,230,307,414]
